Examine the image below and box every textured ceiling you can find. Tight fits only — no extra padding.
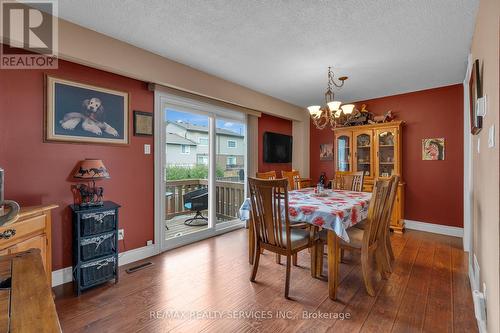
[57,0,479,107]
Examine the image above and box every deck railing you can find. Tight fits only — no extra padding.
[165,179,245,220]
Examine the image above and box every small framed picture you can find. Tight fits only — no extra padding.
[469,59,483,135]
[422,138,445,160]
[319,143,333,161]
[133,111,153,136]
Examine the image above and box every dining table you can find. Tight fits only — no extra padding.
[239,187,372,300]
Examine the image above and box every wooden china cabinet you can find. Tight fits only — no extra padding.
[333,121,405,233]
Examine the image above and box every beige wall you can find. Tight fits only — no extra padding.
[55,19,305,121]
[470,0,500,331]
[51,18,310,178]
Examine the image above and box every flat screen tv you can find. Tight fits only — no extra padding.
[263,132,292,163]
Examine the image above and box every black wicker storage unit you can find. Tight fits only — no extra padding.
[70,201,120,295]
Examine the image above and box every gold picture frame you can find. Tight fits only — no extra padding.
[133,111,153,136]
[45,75,129,145]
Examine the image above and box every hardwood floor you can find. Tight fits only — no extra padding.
[54,229,477,333]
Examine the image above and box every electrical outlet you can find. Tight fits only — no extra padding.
[118,229,124,240]
[146,240,153,246]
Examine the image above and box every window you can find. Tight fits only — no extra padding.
[227,140,237,148]
[227,156,237,166]
[198,137,208,146]
[181,145,190,154]
[197,155,208,165]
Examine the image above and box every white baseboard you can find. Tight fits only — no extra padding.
[51,244,157,287]
[404,219,464,238]
[118,244,157,266]
[52,266,73,287]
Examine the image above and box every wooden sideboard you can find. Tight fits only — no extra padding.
[0,204,57,286]
[333,121,405,233]
[0,249,61,332]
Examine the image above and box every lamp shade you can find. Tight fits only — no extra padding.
[74,159,110,179]
[327,101,341,112]
[307,105,322,117]
[341,104,355,115]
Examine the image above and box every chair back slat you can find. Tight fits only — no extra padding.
[378,175,400,239]
[351,171,365,192]
[248,178,290,249]
[256,171,277,180]
[364,178,391,247]
[281,170,301,190]
[334,171,365,191]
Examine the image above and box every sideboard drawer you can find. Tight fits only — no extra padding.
[2,234,48,273]
[80,210,116,236]
[0,214,45,247]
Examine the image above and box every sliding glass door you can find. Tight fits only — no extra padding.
[215,118,246,228]
[164,109,211,241]
[156,92,246,251]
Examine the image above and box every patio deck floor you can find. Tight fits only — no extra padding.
[165,211,237,239]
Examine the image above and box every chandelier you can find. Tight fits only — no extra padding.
[307,66,354,130]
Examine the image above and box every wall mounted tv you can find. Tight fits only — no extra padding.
[263,132,293,163]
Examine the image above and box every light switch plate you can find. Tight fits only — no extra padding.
[144,144,151,154]
[488,125,495,148]
[476,95,487,117]
[477,138,480,153]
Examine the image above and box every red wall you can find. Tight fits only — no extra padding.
[258,113,293,174]
[0,60,154,270]
[310,84,464,227]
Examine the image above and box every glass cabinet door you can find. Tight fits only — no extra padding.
[376,129,397,177]
[354,132,372,177]
[336,134,351,172]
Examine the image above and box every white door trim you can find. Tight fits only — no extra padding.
[154,90,247,253]
[462,54,473,253]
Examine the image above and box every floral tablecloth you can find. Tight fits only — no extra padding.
[239,188,372,242]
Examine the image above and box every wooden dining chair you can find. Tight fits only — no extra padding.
[255,171,279,259]
[317,178,392,296]
[281,170,311,190]
[257,171,305,265]
[332,171,365,191]
[256,171,277,180]
[248,177,318,298]
[380,175,399,267]
[354,175,399,273]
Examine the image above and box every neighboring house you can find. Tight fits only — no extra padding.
[166,121,244,170]
[166,132,197,166]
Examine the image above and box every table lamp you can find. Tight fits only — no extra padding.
[73,159,110,207]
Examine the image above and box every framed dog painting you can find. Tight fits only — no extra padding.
[45,76,129,145]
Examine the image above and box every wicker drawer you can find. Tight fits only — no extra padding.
[80,256,116,288]
[80,232,115,261]
[80,210,116,236]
